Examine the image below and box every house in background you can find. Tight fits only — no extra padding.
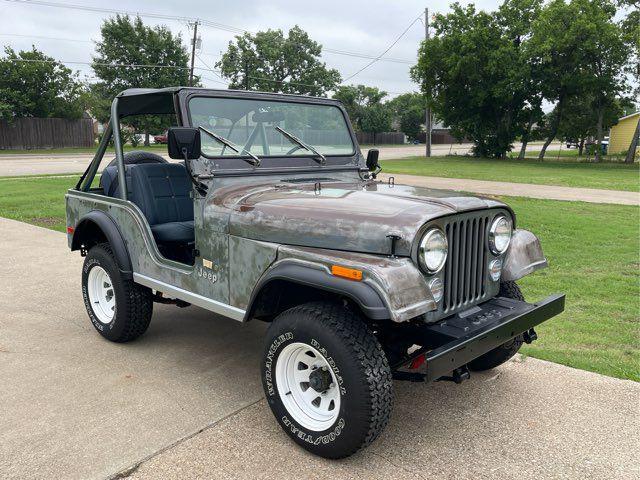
[609,112,639,155]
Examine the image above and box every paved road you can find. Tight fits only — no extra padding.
[379,173,640,206]
[0,143,563,177]
[1,217,638,479]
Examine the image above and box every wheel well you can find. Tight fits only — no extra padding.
[247,279,376,323]
[71,219,107,254]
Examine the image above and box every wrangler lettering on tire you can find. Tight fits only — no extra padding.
[261,301,393,459]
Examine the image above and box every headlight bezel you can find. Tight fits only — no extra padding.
[418,228,448,274]
[488,215,513,255]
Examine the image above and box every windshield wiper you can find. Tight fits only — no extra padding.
[274,126,326,165]
[198,126,261,167]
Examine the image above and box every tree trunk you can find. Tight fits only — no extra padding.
[538,97,564,161]
[594,104,604,163]
[624,117,640,164]
[578,137,585,156]
[144,131,150,147]
[518,115,535,160]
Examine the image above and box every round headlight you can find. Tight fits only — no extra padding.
[419,228,448,273]
[489,215,512,254]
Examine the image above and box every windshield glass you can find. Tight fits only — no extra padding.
[188,97,355,159]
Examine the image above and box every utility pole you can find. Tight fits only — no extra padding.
[424,7,432,158]
[189,20,199,87]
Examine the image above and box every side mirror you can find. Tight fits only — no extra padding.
[366,149,380,171]
[168,127,201,160]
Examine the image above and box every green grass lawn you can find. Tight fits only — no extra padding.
[382,156,640,192]
[0,175,638,381]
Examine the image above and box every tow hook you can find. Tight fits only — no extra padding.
[438,366,471,384]
[523,328,538,344]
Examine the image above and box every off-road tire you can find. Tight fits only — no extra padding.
[468,281,524,371]
[262,302,394,459]
[106,150,167,168]
[81,243,153,342]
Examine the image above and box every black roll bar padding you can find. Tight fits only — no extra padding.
[110,97,128,201]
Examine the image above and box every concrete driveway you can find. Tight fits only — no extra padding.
[1,217,638,479]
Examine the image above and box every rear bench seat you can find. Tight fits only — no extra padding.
[100,163,195,245]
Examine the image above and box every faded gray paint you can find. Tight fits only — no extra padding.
[229,236,278,309]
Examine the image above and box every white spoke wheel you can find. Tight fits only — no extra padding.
[87,266,116,324]
[276,342,341,431]
[262,301,394,459]
[81,243,153,343]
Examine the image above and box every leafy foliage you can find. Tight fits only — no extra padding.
[386,93,425,140]
[411,2,542,157]
[332,84,387,132]
[0,47,85,121]
[89,15,192,142]
[216,26,341,96]
[412,0,633,159]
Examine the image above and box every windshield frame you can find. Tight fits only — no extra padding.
[180,90,359,173]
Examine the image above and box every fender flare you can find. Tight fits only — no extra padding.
[502,229,548,282]
[243,262,391,321]
[71,210,133,278]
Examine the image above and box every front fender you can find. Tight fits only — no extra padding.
[245,245,436,323]
[502,229,548,282]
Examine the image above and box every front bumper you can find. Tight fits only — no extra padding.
[393,293,565,382]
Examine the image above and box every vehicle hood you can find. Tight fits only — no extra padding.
[211,180,510,256]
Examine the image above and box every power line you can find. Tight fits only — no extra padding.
[0,32,93,43]
[3,0,416,65]
[341,12,423,83]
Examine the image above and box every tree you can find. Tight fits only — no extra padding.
[216,26,340,96]
[386,92,425,140]
[578,0,628,162]
[411,2,540,158]
[90,15,192,145]
[497,0,545,159]
[0,46,85,120]
[360,103,392,144]
[332,84,387,132]
[527,0,625,160]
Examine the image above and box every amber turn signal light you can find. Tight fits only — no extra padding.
[331,265,363,281]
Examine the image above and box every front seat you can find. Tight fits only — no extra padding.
[101,163,195,245]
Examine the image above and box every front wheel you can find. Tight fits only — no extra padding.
[262,302,393,459]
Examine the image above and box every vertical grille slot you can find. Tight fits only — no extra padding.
[443,214,489,312]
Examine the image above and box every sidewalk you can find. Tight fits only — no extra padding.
[379,173,640,205]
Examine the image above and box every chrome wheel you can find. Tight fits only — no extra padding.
[87,266,115,324]
[275,342,341,431]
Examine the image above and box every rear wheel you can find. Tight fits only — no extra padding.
[468,281,525,371]
[81,243,152,342]
[262,302,393,459]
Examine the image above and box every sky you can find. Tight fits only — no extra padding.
[0,0,504,99]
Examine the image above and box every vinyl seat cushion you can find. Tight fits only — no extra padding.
[101,163,195,244]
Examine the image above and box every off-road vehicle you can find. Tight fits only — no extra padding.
[66,87,565,458]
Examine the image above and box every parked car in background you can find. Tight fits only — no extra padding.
[154,131,168,144]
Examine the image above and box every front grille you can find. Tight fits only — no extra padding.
[443,213,490,312]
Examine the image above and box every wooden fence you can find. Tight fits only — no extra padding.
[0,117,94,150]
[355,131,405,145]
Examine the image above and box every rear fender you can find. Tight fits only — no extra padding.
[71,210,133,278]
